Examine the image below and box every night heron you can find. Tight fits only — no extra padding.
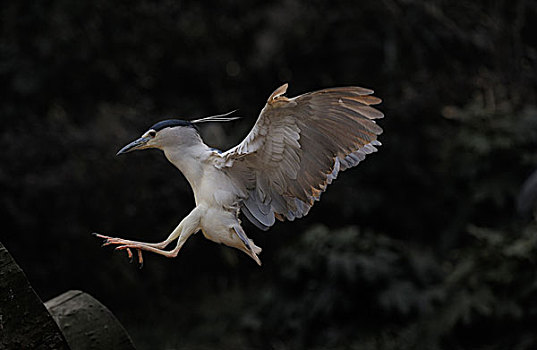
[94,83,384,266]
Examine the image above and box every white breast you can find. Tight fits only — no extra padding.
[194,165,238,208]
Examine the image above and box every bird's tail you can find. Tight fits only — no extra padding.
[233,225,262,266]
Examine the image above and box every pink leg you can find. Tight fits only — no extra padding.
[115,243,181,258]
[93,233,169,249]
[94,206,202,266]
[113,237,187,267]
[93,233,177,267]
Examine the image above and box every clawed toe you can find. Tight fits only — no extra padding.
[125,247,134,263]
[103,238,126,247]
[93,233,118,246]
[116,245,144,267]
[93,233,145,267]
[92,232,111,240]
[137,249,144,269]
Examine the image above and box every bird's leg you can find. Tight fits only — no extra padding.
[95,222,182,250]
[95,206,202,264]
[114,212,200,262]
[114,239,183,259]
[94,208,202,250]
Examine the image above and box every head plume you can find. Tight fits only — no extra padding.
[191,110,241,124]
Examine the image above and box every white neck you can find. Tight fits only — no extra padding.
[162,140,211,193]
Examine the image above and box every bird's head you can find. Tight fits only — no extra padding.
[116,119,199,155]
[116,111,240,155]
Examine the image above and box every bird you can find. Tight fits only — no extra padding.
[94,83,384,266]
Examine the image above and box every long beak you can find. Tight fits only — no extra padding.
[116,136,151,155]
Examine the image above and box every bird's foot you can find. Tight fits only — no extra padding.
[93,233,131,247]
[115,245,145,268]
[92,233,145,268]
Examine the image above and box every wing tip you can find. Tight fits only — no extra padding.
[267,83,289,103]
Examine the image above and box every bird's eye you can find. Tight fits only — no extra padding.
[148,130,156,138]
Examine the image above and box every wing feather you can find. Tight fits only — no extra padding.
[216,83,383,228]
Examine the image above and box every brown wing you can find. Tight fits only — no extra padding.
[217,83,383,230]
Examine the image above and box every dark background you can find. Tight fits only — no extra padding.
[2,0,537,349]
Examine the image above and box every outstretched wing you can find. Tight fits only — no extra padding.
[216,83,384,230]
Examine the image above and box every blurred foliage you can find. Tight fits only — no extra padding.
[242,223,537,350]
[1,0,537,349]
